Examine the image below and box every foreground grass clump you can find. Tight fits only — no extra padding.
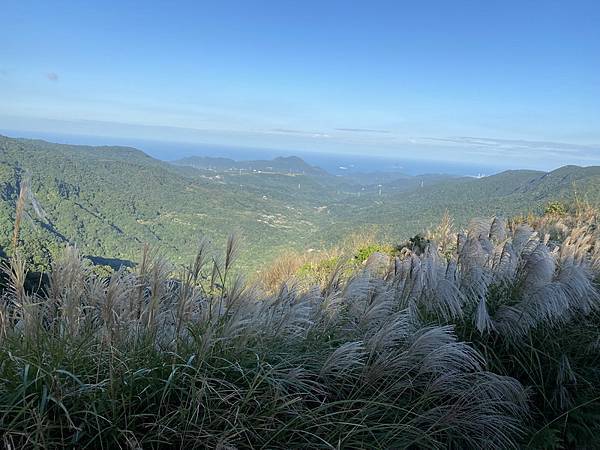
[0,235,528,449]
[255,205,600,448]
[382,208,600,449]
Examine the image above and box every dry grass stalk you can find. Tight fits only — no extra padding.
[11,180,28,253]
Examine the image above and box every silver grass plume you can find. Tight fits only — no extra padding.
[48,246,89,336]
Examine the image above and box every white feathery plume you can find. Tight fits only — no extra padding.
[367,311,411,352]
[48,246,89,336]
[467,217,493,240]
[489,217,508,243]
[474,295,494,334]
[319,341,366,379]
[521,243,555,289]
[491,242,518,282]
[511,224,537,254]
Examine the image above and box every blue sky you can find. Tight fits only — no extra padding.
[1,0,599,169]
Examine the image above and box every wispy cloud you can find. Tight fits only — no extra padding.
[268,128,330,138]
[421,136,600,161]
[45,72,59,82]
[335,127,390,134]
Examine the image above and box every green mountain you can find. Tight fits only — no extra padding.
[2,134,599,271]
[327,166,600,242]
[173,155,327,176]
[0,136,340,270]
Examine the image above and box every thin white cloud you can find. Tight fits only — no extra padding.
[421,136,600,160]
[268,128,330,138]
[335,127,390,134]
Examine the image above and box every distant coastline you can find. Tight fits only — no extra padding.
[0,128,507,177]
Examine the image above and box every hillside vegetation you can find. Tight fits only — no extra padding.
[0,136,332,270]
[1,201,599,448]
[2,134,600,275]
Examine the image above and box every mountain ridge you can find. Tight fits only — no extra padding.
[172,154,328,176]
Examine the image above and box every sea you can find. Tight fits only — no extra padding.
[1,130,504,177]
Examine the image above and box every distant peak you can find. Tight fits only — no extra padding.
[274,155,303,162]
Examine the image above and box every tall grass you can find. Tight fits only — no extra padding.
[382,207,600,448]
[0,231,530,448]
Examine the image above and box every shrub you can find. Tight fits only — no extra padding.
[258,250,307,293]
[297,254,341,283]
[395,233,430,255]
[353,243,394,264]
[544,201,568,217]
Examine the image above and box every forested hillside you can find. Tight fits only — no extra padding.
[2,134,599,272]
[0,136,334,270]
[327,166,600,243]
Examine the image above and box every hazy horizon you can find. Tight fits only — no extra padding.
[1,128,594,178]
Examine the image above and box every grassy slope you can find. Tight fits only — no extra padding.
[1,209,599,448]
